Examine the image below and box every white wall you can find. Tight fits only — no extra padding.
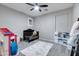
[0,4,33,38]
[34,8,73,42]
[73,3,79,22]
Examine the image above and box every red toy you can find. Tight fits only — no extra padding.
[0,27,17,56]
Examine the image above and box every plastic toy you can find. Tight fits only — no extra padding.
[0,39,4,56]
[10,39,18,55]
[0,27,18,56]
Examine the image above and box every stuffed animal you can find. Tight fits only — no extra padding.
[33,31,37,36]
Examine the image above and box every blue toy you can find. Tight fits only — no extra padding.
[10,40,18,56]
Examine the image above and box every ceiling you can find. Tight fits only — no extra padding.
[2,3,73,17]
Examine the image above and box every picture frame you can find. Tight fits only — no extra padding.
[28,17,33,26]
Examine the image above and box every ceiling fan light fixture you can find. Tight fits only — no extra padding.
[34,5,39,11]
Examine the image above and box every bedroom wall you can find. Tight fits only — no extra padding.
[34,8,73,42]
[73,3,79,22]
[0,4,34,38]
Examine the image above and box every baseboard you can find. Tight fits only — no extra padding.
[39,37,54,43]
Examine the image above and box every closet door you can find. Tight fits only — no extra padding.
[56,14,68,32]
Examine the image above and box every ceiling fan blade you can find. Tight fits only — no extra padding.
[40,5,48,7]
[39,9,42,12]
[35,3,38,5]
[30,8,34,11]
[26,3,34,6]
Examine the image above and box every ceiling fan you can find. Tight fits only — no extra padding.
[26,3,48,12]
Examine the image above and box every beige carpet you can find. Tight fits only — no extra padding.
[20,41,53,56]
